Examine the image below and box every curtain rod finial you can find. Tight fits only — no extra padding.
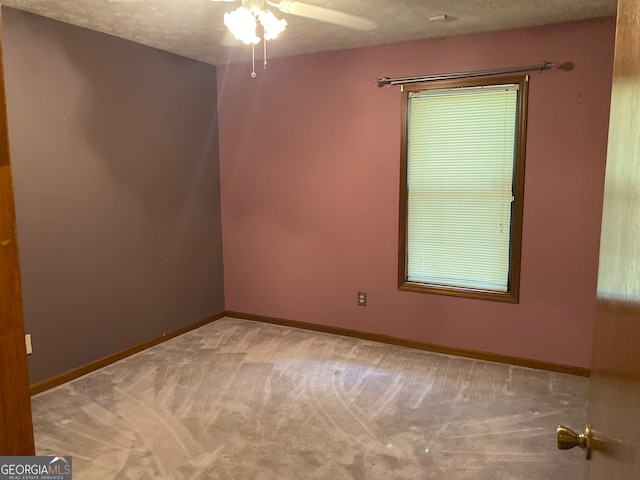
[556,61,575,71]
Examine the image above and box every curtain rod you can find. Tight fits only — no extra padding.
[376,61,574,87]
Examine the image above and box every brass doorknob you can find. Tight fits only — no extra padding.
[557,424,592,460]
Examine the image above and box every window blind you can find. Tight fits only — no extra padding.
[406,84,519,292]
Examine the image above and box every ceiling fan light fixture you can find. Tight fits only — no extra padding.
[223,1,376,77]
[224,7,260,44]
[257,9,287,40]
[224,5,287,44]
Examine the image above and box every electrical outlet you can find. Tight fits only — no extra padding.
[357,291,367,306]
[25,334,32,355]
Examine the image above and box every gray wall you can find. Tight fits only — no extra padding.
[3,8,225,384]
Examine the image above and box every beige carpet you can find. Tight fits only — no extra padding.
[31,317,588,479]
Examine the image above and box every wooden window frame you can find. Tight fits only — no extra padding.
[398,74,529,303]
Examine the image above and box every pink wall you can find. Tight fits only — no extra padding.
[217,18,615,369]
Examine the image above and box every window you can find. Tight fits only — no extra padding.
[398,75,528,303]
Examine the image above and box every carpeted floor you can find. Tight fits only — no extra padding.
[31,317,588,479]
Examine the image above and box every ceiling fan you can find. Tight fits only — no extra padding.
[211,0,377,77]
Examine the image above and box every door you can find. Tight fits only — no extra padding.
[0,7,35,455]
[582,0,640,477]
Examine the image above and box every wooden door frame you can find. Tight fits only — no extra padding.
[0,6,35,455]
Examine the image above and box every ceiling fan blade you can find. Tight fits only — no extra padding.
[268,1,377,31]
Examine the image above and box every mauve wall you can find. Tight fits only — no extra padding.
[4,8,225,383]
[218,18,615,369]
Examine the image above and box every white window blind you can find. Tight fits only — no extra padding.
[406,84,519,292]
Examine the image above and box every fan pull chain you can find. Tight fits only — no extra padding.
[251,42,256,78]
[264,26,268,69]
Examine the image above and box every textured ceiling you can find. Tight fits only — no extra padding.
[1,0,618,66]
